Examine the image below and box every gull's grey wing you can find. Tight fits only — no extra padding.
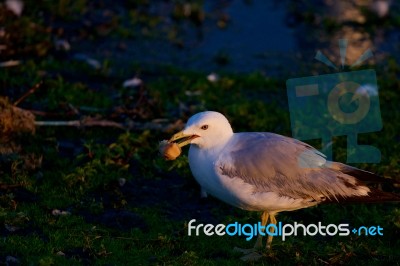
[216,132,370,201]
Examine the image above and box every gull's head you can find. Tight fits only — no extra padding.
[169,111,234,149]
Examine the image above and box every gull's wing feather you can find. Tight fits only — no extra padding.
[216,132,371,201]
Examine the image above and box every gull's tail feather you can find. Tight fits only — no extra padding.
[331,162,398,185]
[324,162,400,204]
[324,188,400,204]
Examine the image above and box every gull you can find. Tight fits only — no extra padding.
[168,111,399,260]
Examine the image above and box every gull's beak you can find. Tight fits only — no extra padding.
[169,131,199,148]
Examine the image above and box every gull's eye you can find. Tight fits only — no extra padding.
[200,125,209,130]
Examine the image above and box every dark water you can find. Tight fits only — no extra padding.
[196,1,296,72]
[84,0,399,75]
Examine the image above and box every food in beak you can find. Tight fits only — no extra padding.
[159,140,182,160]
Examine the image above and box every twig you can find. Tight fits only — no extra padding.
[27,110,64,117]
[27,109,81,117]
[34,121,81,126]
[14,81,43,106]
[33,119,184,132]
[34,119,125,129]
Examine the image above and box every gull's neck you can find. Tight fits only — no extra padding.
[212,132,234,152]
[192,132,234,154]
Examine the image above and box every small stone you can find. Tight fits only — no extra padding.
[52,209,71,216]
[5,224,19,232]
[6,255,20,264]
[118,178,126,187]
[123,77,142,88]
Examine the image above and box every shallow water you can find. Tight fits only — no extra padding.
[80,0,399,75]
